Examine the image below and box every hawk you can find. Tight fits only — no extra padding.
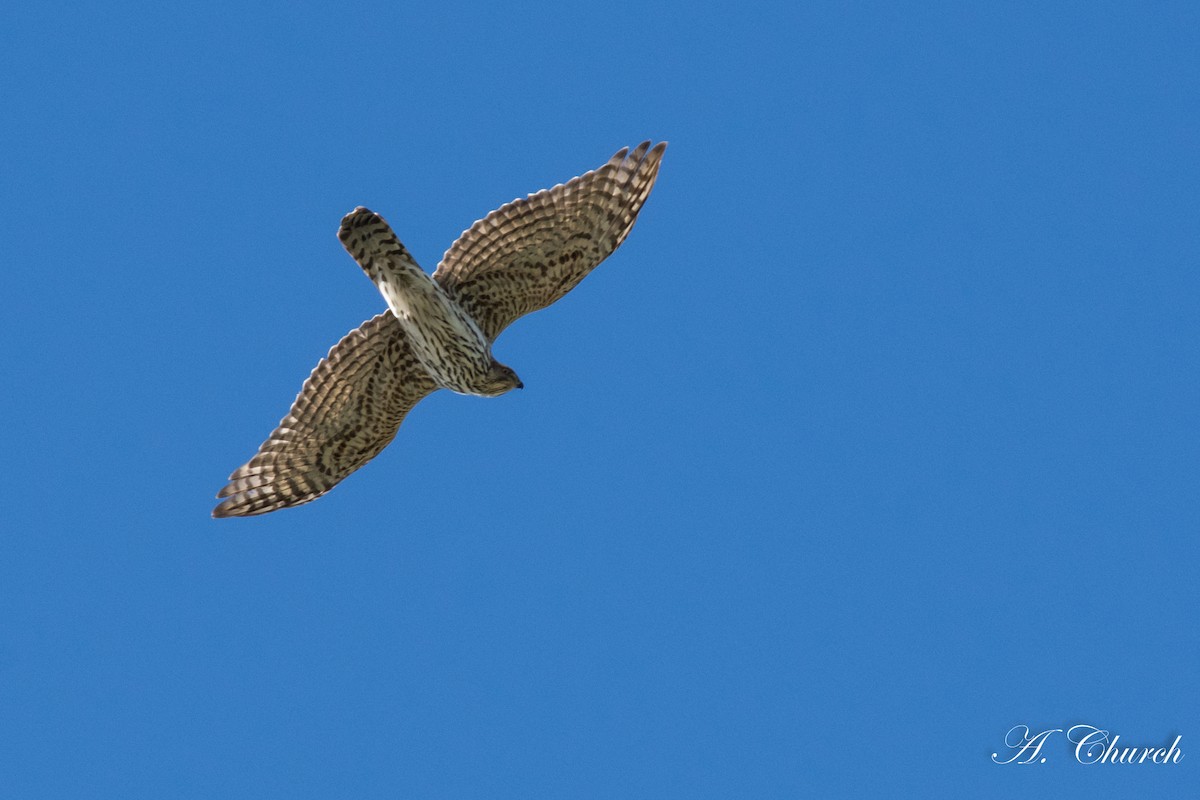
[214,141,666,517]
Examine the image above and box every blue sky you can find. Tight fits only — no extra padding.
[2,1,1197,796]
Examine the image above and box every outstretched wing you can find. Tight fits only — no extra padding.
[432,141,666,341]
[213,312,437,517]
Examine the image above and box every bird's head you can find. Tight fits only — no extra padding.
[480,360,524,396]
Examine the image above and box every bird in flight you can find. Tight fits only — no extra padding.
[214,141,666,517]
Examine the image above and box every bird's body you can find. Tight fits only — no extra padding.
[214,141,666,517]
[338,208,513,396]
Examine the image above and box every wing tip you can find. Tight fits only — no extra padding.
[617,140,667,174]
[211,498,239,518]
[211,490,288,518]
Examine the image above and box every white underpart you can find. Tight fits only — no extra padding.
[373,268,494,395]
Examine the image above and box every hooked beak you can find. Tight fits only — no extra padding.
[516,380,524,389]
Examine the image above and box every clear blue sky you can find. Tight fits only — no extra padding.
[2,1,1196,797]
